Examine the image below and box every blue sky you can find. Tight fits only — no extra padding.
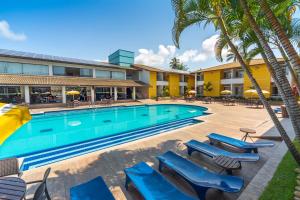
[0,0,295,71]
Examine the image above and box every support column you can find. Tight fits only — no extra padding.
[62,86,66,104]
[90,86,95,103]
[110,87,113,96]
[114,87,118,101]
[194,73,197,95]
[24,85,30,104]
[92,69,96,78]
[49,64,53,76]
[132,87,136,100]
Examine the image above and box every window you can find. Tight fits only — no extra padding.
[0,86,24,103]
[80,68,92,77]
[112,71,125,80]
[53,66,92,77]
[30,86,62,104]
[197,73,204,81]
[95,70,111,79]
[223,71,232,79]
[234,70,243,78]
[0,61,48,75]
[53,66,65,75]
[95,87,112,100]
[23,64,49,75]
[117,87,126,99]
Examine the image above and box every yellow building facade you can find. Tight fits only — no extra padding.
[132,64,195,98]
[195,59,287,98]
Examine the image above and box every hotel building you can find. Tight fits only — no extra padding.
[194,59,295,99]
[0,49,195,107]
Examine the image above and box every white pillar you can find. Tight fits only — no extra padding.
[114,87,118,101]
[110,87,113,96]
[92,68,96,78]
[132,87,136,100]
[62,86,66,104]
[90,86,95,103]
[49,64,53,76]
[24,85,30,104]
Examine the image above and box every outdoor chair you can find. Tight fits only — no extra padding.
[73,100,80,107]
[185,140,259,162]
[208,133,274,153]
[0,158,22,177]
[124,162,196,200]
[25,167,51,200]
[70,176,115,200]
[157,151,244,200]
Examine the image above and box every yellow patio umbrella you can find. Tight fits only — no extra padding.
[66,90,80,100]
[188,90,196,94]
[244,89,270,98]
[220,90,232,95]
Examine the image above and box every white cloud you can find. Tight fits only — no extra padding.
[0,20,27,41]
[202,34,219,55]
[178,50,197,63]
[134,34,225,68]
[135,45,176,66]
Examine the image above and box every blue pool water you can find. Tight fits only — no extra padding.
[0,104,207,160]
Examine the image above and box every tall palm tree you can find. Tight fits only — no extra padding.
[258,0,300,80]
[238,0,300,141]
[171,0,300,163]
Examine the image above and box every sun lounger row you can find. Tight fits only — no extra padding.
[70,133,274,200]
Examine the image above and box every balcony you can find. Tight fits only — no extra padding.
[196,81,204,85]
[221,78,243,84]
[157,81,168,86]
[179,82,187,86]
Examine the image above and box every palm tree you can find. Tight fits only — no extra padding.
[169,57,188,71]
[172,0,300,163]
[238,0,300,141]
[258,0,300,81]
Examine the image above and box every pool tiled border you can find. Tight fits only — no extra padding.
[20,117,202,171]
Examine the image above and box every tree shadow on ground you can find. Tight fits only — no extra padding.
[44,131,280,200]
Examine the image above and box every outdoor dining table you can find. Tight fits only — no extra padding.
[0,177,26,200]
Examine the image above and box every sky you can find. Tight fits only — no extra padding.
[0,0,296,72]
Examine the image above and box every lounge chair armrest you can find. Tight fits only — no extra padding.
[26,180,43,184]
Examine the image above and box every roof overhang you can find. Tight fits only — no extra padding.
[0,74,148,87]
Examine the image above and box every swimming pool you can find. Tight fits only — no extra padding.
[0,104,208,170]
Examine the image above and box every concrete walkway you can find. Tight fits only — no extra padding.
[22,100,287,200]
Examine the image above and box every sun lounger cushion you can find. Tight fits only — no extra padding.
[157,151,243,199]
[70,176,115,200]
[124,162,196,200]
[186,140,259,161]
[208,133,274,153]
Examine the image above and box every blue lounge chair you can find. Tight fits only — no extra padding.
[273,107,282,113]
[70,176,115,200]
[157,151,243,200]
[124,162,196,200]
[208,133,274,153]
[186,140,260,162]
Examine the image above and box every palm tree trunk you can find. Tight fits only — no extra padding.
[276,40,300,95]
[239,0,300,142]
[214,6,300,164]
[259,0,300,78]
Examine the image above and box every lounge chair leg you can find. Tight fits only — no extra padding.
[187,147,194,156]
[125,175,131,190]
[194,186,209,200]
[45,187,51,200]
[158,161,164,172]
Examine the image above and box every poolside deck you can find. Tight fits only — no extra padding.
[22,100,290,200]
